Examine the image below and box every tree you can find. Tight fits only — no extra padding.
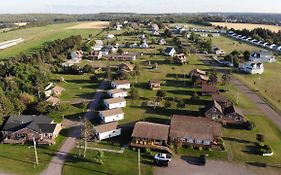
[164,100,172,109]
[176,99,186,109]
[35,101,52,114]
[163,29,172,38]
[256,134,265,143]
[191,91,200,100]
[82,119,94,158]
[105,66,112,79]
[130,87,139,100]
[243,50,251,61]
[156,90,166,101]
[117,48,123,54]
[222,71,231,88]
[209,68,218,85]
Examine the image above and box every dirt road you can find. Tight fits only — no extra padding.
[40,81,107,175]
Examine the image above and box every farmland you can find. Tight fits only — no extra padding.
[65,21,110,29]
[211,22,281,32]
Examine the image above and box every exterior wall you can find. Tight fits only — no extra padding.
[100,113,124,123]
[105,101,126,109]
[11,128,41,141]
[223,113,245,124]
[108,91,128,98]
[132,137,167,146]
[205,107,224,120]
[111,83,131,90]
[170,137,212,147]
[98,128,121,140]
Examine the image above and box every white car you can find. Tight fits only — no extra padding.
[154,153,172,162]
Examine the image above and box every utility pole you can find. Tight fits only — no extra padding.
[33,136,39,166]
[78,116,82,157]
[83,121,87,158]
[138,148,141,175]
[236,92,239,105]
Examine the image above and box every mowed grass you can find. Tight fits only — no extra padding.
[210,36,261,54]
[0,22,103,59]
[62,149,153,175]
[211,22,281,32]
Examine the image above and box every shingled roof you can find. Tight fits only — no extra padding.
[223,105,244,117]
[104,97,126,104]
[169,115,221,141]
[99,108,124,117]
[132,122,170,141]
[95,122,119,133]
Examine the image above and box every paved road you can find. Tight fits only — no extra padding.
[198,54,281,131]
[154,158,279,175]
[40,81,108,175]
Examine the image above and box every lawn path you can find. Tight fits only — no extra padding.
[40,81,108,175]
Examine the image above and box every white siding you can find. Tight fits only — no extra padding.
[111,83,131,90]
[108,91,128,98]
[98,128,121,140]
[105,101,126,109]
[100,113,124,123]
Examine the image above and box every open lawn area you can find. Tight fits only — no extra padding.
[62,149,153,175]
[0,129,68,175]
[0,22,104,59]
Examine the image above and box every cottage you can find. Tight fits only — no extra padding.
[204,100,224,120]
[118,63,135,73]
[94,122,121,140]
[46,96,61,106]
[163,47,176,57]
[174,53,187,64]
[249,50,276,63]
[223,105,246,125]
[201,84,218,96]
[108,54,136,61]
[211,93,232,108]
[92,40,104,51]
[242,62,264,74]
[169,115,221,147]
[131,122,170,148]
[99,108,124,123]
[189,69,207,78]
[1,115,62,144]
[89,50,102,60]
[159,38,167,45]
[104,97,126,109]
[111,80,130,89]
[140,41,149,49]
[148,80,161,90]
[213,47,225,55]
[105,34,115,39]
[107,89,127,98]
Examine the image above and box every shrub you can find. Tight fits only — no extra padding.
[144,148,151,155]
[198,146,203,151]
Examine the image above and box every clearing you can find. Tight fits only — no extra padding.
[65,21,110,29]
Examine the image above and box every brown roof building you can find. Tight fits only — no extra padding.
[148,80,161,90]
[169,115,221,147]
[52,85,65,97]
[118,63,135,73]
[201,84,218,96]
[174,53,187,64]
[46,96,61,106]
[212,93,232,108]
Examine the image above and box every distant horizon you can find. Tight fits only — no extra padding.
[1,0,281,14]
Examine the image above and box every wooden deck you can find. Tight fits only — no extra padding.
[130,142,174,154]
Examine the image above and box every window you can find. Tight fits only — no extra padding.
[204,140,211,145]
[196,140,202,144]
[212,108,217,112]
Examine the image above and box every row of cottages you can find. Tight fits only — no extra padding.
[131,115,221,151]
[249,50,276,63]
[228,32,281,53]
[93,80,131,141]
[1,115,62,145]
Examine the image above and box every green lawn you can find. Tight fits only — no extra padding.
[0,22,103,59]
[62,149,153,175]
[0,129,67,175]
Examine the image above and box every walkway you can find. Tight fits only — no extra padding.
[40,81,108,175]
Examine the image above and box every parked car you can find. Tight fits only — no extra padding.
[199,154,206,165]
[154,153,172,162]
[153,159,169,167]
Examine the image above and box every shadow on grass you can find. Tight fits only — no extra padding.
[246,162,267,168]
[181,155,204,166]
[222,137,253,144]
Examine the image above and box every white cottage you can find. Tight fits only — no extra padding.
[111,80,131,89]
[94,122,121,140]
[242,62,264,74]
[107,89,128,98]
[249,50,276,63]
[104,97,126,109]
[99,108,124,123]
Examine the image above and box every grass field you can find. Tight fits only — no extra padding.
[0,22,104,59]
[211,22,281,32]
[65,21,110,29]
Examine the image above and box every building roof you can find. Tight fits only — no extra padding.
[118,63,135,71]
[211,93,229,103]
[223,105,244,117]
[37,124,57,133]
[112,80,130,86]
[100,108,124,117]
[52,85,64,93]
[202,84,218,94]
[132,121,170,141]
[95,122,118,133]
[108,89,126,95]
[46,96,60,105]
[205,100,224,114]
[104,97,126,104]
[149,80,161,85]
[164,47,175,54]
[2,115,54,133]
[169,115,221,140]
[190,69,206,76]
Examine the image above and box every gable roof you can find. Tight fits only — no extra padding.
[169,115,221,140]
[104,97,126,104]
[204,100,224,114]
[202,84,218,94]
[95,122,118,133]
[164,47,175,54]
[223,105,244,117]
[211,93,229,103]
[2,115,54,133]
[108,89,126,95]
[132,121,170,141]
[190,69,206,76]
[46,96,60,105]
[100,108,124,117]
[112,80,130,86]
[149,80,161,85]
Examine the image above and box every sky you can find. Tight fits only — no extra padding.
[0,0,280,14]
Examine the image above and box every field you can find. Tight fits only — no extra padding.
[0,22,104,59]
[65,21,110,29]
[211,22,281,32]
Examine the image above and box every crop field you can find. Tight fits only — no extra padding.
[65,21,110,29]
[211,22,281,32]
